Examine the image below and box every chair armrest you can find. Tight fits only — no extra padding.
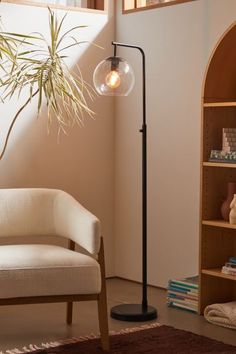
[54,191,101,255]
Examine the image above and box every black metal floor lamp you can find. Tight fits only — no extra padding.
[93,42,157,322]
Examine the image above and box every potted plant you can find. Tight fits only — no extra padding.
[0,8,96,159]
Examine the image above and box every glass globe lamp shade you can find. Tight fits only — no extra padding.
[93,57,135,96]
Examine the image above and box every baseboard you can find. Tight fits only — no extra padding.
[106,276,166,291]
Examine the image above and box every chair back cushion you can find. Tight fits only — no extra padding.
[0,189,56,238]
[0,189,100,254]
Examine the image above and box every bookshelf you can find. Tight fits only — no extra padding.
[199,22,236,314]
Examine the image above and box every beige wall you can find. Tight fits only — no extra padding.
[2,0,236,287]
[0,2,115,275]
[115,0,236,287]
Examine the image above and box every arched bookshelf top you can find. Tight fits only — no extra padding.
[204,22,236,103]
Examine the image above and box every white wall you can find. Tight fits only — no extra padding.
[0,2,115,275]
[115,0,236,287]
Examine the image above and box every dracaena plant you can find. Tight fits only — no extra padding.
[0,8,96,159]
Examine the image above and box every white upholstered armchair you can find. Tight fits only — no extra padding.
[0,188,109,351]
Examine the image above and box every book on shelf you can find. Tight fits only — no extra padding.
[221,257,236,276]
[222,266,236,275]
[225,262,236,268]
[229,257,236,264]
[167,276,198,314]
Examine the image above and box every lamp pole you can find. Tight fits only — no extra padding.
[110,42,157,321]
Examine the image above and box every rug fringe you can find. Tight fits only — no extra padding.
[1,322,160,354]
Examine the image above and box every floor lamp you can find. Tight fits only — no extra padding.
[93,41,157,322]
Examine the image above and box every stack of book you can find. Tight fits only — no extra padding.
[209,128,236,163]
[222,257,236,276]
[167,276,198,313]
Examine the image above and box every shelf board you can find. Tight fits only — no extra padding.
[202,220,236,229]
[203,162,236,168]
[203,102,236,107]
[202,268,236,281]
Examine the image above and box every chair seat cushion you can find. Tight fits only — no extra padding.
[0,244,101,299]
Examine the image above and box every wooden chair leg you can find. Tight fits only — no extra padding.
[67,240,75,325]
[98,238,109,351]
[67,302,73,324]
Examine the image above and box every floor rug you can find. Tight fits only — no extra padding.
[3,323,236,354]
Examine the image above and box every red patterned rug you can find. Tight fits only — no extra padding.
[3,323,236,354]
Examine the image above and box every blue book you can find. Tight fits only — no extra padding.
[169,276,198,289]
[168,284,198,293]
[229,257,236,264]
[168,285,198,295]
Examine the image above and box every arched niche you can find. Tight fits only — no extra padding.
[204,22,236,102]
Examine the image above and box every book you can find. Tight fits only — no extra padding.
[167,298,198,309]
[167,302,198,313]
[167,276,199,314]
[168,283,198,293]
[222,266,236,276]
[229,257,236,264]
[225,262,236,268]
[167,290,198,300]
[169,276,198,289]
[167,294,198,305]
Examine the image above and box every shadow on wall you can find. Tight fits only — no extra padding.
[0,17,112,203]
[0,13,115,266]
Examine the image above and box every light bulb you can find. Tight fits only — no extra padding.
[105,70,121,89]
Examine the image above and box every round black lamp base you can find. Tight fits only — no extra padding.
[110,304,157,322]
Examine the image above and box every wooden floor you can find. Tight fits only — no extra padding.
[0,278,236,351]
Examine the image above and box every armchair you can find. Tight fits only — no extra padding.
[0,188,109,351]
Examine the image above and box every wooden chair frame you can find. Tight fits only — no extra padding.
[0,237,109,352]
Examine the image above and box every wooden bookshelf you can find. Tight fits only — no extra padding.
[200,22,236,314]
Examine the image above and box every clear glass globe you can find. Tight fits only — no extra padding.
[93,57,135,96]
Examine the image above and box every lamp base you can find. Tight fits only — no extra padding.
[110,304,157,322]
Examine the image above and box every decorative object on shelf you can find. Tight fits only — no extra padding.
[229,194,236,224]
[93,42,157,322]
[0,8,95,159]
[209,128,236,163]
[167,276,198,313]
[209,150,236,163]
[220,182,236,221]
[222,128,236,152]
